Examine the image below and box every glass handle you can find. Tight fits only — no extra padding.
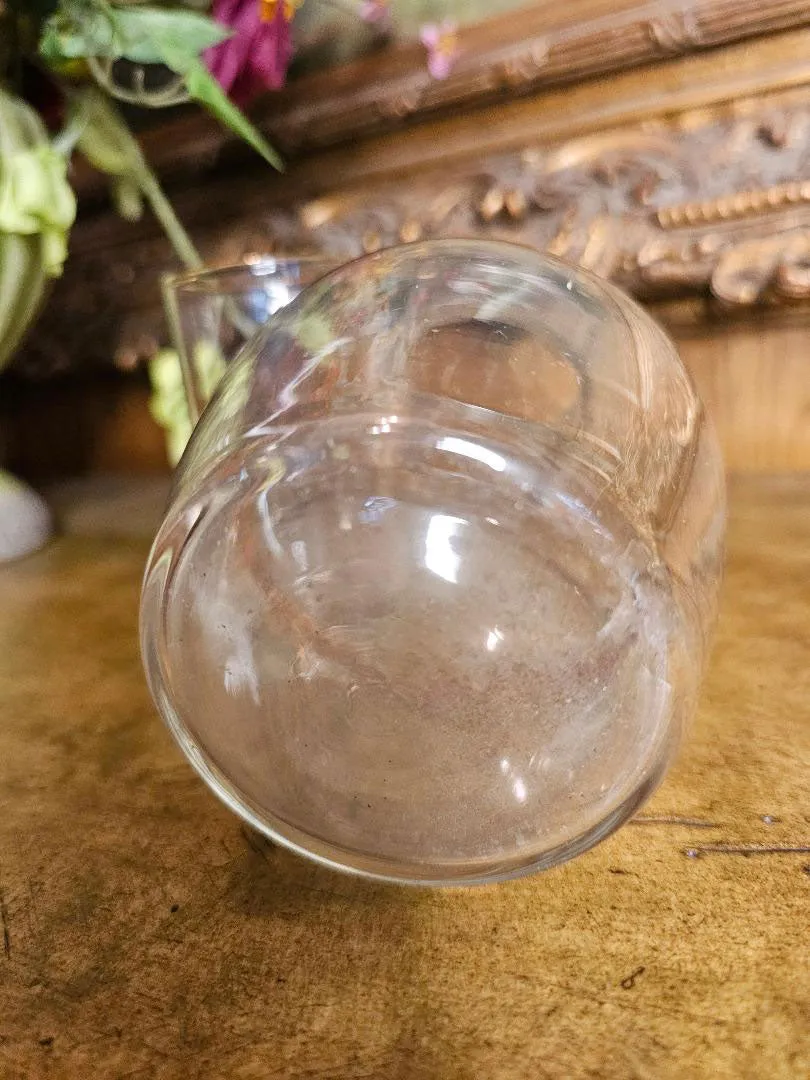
[161,273,205,425]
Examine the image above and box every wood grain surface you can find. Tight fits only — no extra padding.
[677,322,810,473]
[0,476,808,1079]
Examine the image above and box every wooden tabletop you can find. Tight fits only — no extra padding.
[0,475,808,1080]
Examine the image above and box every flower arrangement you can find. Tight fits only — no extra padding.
[0,1,460,551]
[0,1,461,366]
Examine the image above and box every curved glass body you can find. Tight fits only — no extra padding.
[142,241,725,885]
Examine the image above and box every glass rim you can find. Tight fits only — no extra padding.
[162,253,338,295]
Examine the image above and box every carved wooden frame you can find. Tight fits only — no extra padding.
[21,0,810,375]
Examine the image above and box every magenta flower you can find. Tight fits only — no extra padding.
[359,0,390,26]
[204,0,298,105]
[419,20,459,80]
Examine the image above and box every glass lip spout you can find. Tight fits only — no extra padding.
[162,254,338,297]
[161,253,338,423]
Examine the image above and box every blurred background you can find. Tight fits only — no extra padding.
[3,0,810,486]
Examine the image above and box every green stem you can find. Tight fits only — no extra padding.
[69,86,204,271]
[138,169,203,272]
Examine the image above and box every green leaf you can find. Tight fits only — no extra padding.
[40,10,118,63]
[40,4,230,67]
[69,89,143,177]
[113,7,232,65]
[180,60,283,171]
[40,3,282,171]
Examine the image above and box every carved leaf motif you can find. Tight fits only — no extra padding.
[19,87,810,375]
[498,40,549,88]
[647,12,703,54]
[712,232,810,303]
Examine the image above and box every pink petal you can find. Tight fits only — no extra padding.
[204,0,294,102]
[204,27,254,92]
[210,0,247,22]
[249,5,293,91]
[360,0,389,24]
[227,65,268,106]
[204,0,261,89]
[427,52,453,80]
[420,21,459,81]
[419,24,440,48]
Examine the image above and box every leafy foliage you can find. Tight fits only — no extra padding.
[177,60,283,169]
[39,2,281,168]
[41,4,231,66]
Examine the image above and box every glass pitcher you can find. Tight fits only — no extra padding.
[141,240,725,886]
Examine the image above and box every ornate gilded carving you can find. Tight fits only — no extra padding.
[259,1,810,156]
[18,32,810,377]
[287,101,810,311]
[647,10,703,54]
[656,180,810,229]
[496,40,550,89]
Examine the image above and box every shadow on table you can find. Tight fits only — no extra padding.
[222,823,433,918]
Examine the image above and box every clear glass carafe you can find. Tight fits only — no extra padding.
[141,240,725,885]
